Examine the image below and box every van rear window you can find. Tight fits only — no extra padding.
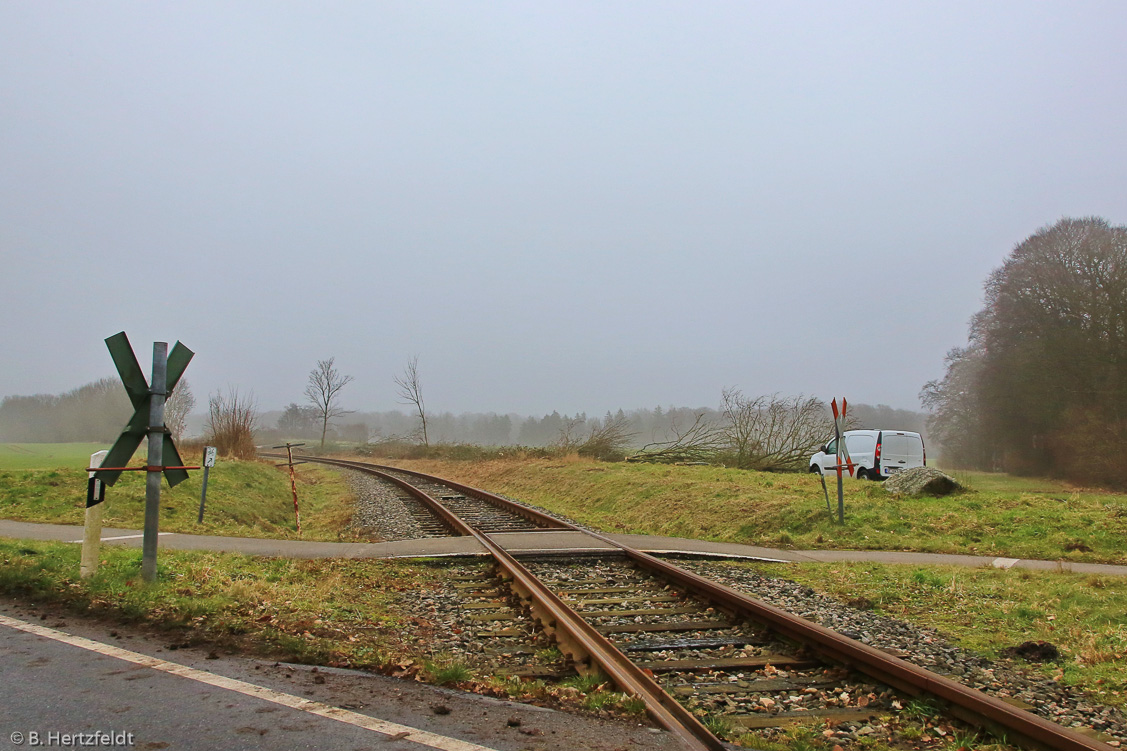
[883,435,909,456]
[846,435,875,454]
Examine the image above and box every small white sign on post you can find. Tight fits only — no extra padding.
[198,446,218,523]
[81,450,109,579]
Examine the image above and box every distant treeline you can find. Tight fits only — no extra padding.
[2,379,928,458]
[0,378,130,443]
[258,401,928,450]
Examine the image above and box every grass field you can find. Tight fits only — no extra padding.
[0,443,362,541]
[0,443,111,470]
[375,455,1127,564]
[4,444,1126,563]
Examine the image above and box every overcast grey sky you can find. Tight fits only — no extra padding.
[2,2,1125,417]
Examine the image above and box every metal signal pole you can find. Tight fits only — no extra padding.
[141,343,167,582]
[93,332,196,582]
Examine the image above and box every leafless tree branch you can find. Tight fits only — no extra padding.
[721,389,827,471]
[394,355,429,447]
[164,378,195,441]
[629,413,725,463]
[305,357,354,449]
[578,415,637,460]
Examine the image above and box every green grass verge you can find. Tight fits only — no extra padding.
[0,539,430,669]
[0,455,360,541]
[382,456,1127,563]
[747,560,1127,709]
[0,539,648,719]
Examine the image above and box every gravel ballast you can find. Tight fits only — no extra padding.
[341,470,429,540]
[679,560,1127,745]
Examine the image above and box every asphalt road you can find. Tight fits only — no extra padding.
[4,519,1126,576]
[0,599,678,751]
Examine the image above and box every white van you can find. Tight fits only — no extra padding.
[808,430,926,480]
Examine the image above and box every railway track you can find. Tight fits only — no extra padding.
[277,455,1117,751]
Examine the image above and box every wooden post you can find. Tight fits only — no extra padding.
[286,443,301,535]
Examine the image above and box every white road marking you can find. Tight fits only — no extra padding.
[0,614,498,751]
[66,532,173,543]
[992,557,1021,569]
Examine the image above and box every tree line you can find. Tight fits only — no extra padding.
[3,353,929,474]
[0,378,194,443]
[261,400,925,453]
[922,216,1127,487]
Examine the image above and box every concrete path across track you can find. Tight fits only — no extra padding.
[3,518,1126,577]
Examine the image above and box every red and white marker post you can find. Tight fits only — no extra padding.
[830,398,854,524]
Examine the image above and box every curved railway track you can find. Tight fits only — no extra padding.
[279,455,1117,751]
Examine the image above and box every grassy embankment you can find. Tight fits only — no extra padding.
[0,442,359,541]
[754,560,1127,711]
[377,455,1127,564]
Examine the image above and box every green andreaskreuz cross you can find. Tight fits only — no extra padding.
[97,332,195,487]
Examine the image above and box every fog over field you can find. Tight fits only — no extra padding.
[2,3,1125,417]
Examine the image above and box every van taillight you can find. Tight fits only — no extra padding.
[875,438,882,465]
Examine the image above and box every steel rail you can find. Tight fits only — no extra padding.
[469,527,725,751]
[291,455,722,750]
[338,460,575,530]
[577,529,1112,751]
[286,455,1117,751]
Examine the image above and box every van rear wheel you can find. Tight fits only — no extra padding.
[856,468,869,480]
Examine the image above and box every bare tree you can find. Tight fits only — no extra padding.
[164,378,196,441]
[552,415,586,453]
[721,389,827,471]
[394,356,429,447]
[206,387,259,459]
[305,357,355,450]
[578,414,637,461]
[629,413,726,464]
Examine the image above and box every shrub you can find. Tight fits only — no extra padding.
[205,387,258,460]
